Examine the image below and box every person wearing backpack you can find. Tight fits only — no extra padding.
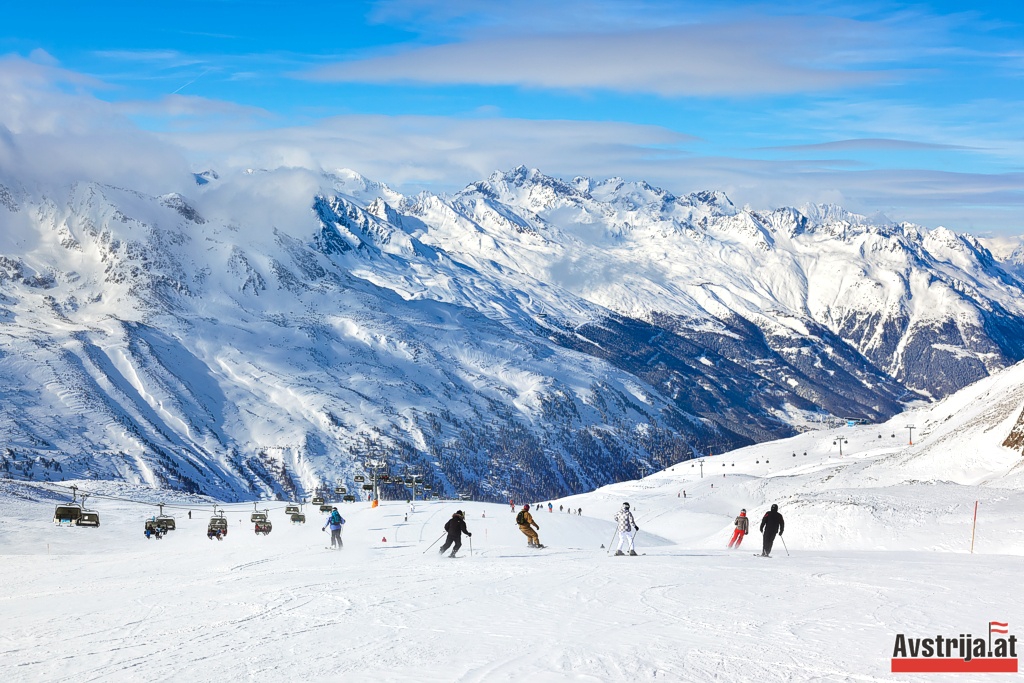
[614,502,639,556]
[323,507,345,549]
[439,510,472,558]
[727,509,749,548]
[517,504,543,548]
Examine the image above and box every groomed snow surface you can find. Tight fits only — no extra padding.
[4,362,1024,682]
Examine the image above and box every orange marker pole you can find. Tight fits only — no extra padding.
[970,501,978,554]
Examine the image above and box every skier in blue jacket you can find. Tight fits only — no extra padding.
[323,507,345,549]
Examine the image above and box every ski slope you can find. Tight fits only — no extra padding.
[3,362,1023,681]
[0,488,1018,682]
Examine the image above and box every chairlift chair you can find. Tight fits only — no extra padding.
[144,519,165,538]
[53,503,83,526]
[343,494,355,502]
[155,503,175,531]
[77,509,101,527]
[251,511,268,523]
[319,501,333,511]
[207,510,228,538]
[290,513,306,524]
[311,495,325,507]
[285,504,300,515]
[354,475,365,483]
[361,484,373,491]
[255,520,273,535]
[334,486,345,494]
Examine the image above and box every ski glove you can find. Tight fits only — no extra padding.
[467,532,472,537]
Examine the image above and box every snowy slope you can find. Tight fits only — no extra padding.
[559,359,1024,555]
[2,166,1024,502]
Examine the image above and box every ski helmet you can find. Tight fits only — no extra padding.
[623,502,630,508]
[332,507,338,511]
[740,509,746,514]
[523,504,530,509]
[771,504,778,512]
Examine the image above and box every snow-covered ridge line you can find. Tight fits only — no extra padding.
[1,165,1023,501]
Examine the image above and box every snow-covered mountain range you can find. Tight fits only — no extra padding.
[2,165,1023,501]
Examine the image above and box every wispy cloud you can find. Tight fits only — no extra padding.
[303,17,896,96]
[760,138,977,152]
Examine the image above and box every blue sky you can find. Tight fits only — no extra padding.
[2,0,1023,233]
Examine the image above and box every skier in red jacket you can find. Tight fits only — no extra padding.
[727,509,749,548]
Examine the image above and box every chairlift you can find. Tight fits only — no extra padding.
[290,513,306,524]
[335,486,346,495]
[354,475,365,483]
[76,494,100,527]
[343,494,355,502]
[285,504,300,515]
[207,507,228,539]
[155,503,175,531]
[423,484,432,490]
[319,501,333,511]
[404,477,414,485]
[361,484,373,491]
[379,474,390,482]
[53,485,83,526]
[144,518,165,539]
[312,495,325,507]
[255,519,273,536]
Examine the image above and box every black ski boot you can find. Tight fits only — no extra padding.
[628,550,638,556]
[614,550,625,556]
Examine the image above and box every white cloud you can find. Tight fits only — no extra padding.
[0,56,193,194]
[304,17,894,96]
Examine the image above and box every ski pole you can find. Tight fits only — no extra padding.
[422,532,446,554]
[607,529,618,554]
[780,535,790,557]
[469,535,473,557]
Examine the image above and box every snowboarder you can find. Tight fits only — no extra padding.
[516,504,543,547]
[323,507,345,549]
[759,504,785,557]
[614,502,639,556]
[439,510,471,557]
[728,509,749,548]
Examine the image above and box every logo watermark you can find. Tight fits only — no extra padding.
[892,621,1018,673]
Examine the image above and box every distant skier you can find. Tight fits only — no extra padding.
[516,504,543,548]
[547,502,553,513]
[759,504,785,557]
[614,502,639,556]
[439,510,471,557]
[727,509,749,548]
[188,510,192,520]
[323,507,345,550]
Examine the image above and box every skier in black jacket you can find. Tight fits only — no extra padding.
[759,504,785,557]
[439,510,471,558]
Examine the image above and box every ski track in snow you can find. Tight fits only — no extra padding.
[1,491,1020,683]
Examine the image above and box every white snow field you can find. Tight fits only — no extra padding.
[3,362,1023,682]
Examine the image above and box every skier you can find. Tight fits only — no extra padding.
[759,504,785,557]
[516,504,543,548]
[547,502,553,513]
[727,509,749,548]
[188,510,192,520]
[322,507,345,550]
[614,502,639,556]
[439,510,471,558]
